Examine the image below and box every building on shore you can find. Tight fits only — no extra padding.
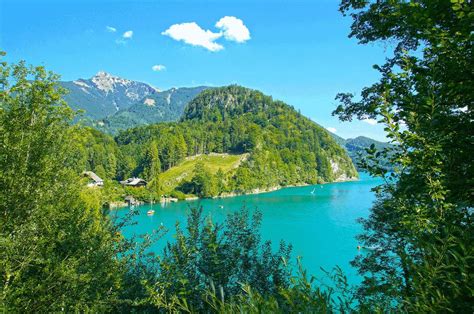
[120,177,147,187]
[160,196,178,203]
[83,171,104,187]
[124,195,139,206]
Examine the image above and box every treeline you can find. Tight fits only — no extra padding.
[78,86,357,200]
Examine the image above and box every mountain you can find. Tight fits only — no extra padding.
[344,136,392,169]
[60,71,158,119]
[345,136,390,152]
[92,86,209,134]
[113,85,358,198]
[61,71,387,175]
[327,132,392,170]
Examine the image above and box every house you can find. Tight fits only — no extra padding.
[83,171,104,187]
[124,195,139,206]
[160,196,178,203]
[120,177,147,187]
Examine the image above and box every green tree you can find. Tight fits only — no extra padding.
[215,168,226,194]
[154,207,292,311]
[187,162,218,197]
[0,57,153,312]
[142,140,161,181]
[334,1,473,312]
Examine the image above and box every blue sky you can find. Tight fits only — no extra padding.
[1,0,389,141]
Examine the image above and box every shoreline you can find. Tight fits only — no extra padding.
[108,175,359,209]
[214,174,359,199]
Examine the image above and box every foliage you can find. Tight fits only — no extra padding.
[335,0,473,312]
[344,136,393,170]
[71,127,121,179]
[115,85,358,198]
[0,58,131,311]
[179,162,219,197]
[152,264,354,313]
[158,153,246,194]
[0,56,177,313]
[147,207,357,313]
[136,206,355,314]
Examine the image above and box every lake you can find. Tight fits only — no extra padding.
[112,172,382,285]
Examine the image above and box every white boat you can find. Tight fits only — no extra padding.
[365,245,382,251]
[147,210,155,216]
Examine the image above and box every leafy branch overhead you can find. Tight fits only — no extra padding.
[334,1,473,312]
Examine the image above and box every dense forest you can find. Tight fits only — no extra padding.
[1,0,472,312]
[77,85,357,201]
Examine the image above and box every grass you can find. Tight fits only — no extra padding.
[159,153,248,192]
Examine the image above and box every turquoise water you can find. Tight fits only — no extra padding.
[112,173,381,284]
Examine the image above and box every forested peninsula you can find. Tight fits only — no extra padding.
[77,85,357,204]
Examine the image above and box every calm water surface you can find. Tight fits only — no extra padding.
[112,173,382,284]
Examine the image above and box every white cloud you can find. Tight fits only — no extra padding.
[326,127,337,133]
[152,64,166,72]
[162,16,250,51]
[123,30,133,39]
[106,26,117,32]
[362,118,377,125]
[162,22,223,52]
[215,16,250,43]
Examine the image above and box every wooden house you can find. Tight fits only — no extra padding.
[83,171,104,187]
[120,177,147,187]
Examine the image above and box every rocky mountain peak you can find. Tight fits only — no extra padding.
[90,71,132,93]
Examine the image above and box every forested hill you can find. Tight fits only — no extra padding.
[92,86,208,134]
[335,135,392,170]
[103,85,357,198]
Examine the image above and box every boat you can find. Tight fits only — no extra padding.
[147,195,155,216]
[219,205,224,209]
[357,245,381,251]
[310,187,316,194]
[364,245,382,251]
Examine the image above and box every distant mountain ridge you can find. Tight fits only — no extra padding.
[345,136,390,152]
[60,71,158,119]
[334,135,392,170]
[60,72,209,133]
[92,86,209,134]
[60,72,390,166]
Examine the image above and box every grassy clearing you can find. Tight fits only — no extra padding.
[159,153,248,192]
